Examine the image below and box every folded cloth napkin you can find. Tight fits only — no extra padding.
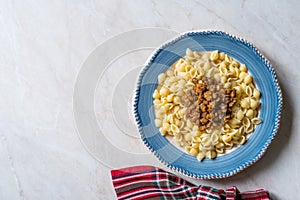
[111,166,270,200]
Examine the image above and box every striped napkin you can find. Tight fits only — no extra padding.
[111,166,270,200]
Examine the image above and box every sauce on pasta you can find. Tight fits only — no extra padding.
[153,49,262,161]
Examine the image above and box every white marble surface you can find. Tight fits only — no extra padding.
[0,0,299,199]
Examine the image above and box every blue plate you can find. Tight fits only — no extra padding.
[133,30,282,179]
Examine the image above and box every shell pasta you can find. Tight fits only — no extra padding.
[153,49,262,161]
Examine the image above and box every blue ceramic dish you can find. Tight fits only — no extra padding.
[133,30,282,179]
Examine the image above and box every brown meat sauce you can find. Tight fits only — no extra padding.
[183,77,237,131]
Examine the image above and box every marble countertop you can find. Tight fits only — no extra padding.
[1,0,299,199]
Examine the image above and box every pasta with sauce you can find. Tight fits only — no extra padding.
[153,49,262,161]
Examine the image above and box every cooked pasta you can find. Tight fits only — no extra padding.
[153,49,262,161]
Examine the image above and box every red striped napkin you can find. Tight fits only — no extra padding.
[111,166,270,200]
